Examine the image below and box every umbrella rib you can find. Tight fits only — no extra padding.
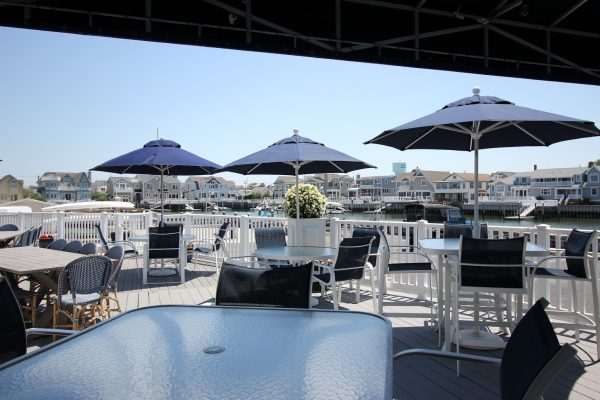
[246,163,263,174]
[405,126,438,149]
[513,124,548,145]
[478,121,509,134]
[329,161,345,173]
[554,121,600,136]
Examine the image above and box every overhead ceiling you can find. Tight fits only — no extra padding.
[1,0,599,86]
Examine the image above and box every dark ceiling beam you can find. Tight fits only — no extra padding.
[549,0,587,28]
[245,0,251,44]
[145,0,151,33]
[488,24,599,78]
[341,24,482,53]
[203,0,335,51]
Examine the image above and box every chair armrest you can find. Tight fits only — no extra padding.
[386,245,435,265]
[111,240,138,253]
[529,254,589,276]
[190,239,217,251]
[26,328,76,337]
[393,348,502,365]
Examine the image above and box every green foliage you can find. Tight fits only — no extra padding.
[92,192,109,201]
[283,184,326,218]
[535,195,544,200]
[23,189,44,201]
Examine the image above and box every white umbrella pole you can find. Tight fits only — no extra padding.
[295,164,300,246]
[160,170,165,223]
[472,125,481,239]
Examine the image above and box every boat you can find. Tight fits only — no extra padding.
[41,201,136,212]
[326,201,347,214]
[363,203,391,214]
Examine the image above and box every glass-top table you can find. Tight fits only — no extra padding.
[0,305,392,399]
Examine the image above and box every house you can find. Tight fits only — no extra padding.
[583,163,600,202]
[356,174,396,200]
[139,175,182,205]
[0,175,24,202]
[91,180,108,194]
[434,173,490,204]
[106,176,140,203]
[37,172,91,203]
[184,176,236,201]
[272,176,297,200]
[396,169,450,200]
[313,174,354,198]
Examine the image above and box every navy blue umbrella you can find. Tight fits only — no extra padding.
[92,139,222,220]
[219,129,375,228]
[365,87,600,230]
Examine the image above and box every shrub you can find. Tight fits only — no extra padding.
[283,184,326,218]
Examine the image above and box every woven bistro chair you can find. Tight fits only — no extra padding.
[104,246,125,316]
[53,255,112,330]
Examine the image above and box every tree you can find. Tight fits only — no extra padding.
[22,189,44,201]
[91,192,109,201]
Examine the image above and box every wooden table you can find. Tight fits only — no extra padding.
[0,230,24,247]
[0,306,393,399]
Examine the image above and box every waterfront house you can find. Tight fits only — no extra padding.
[137,175,181,205]
[0,175,24,202]
[396,169,450,201]
[356,174,396,200]
[313,173,354,199]
[184,176,236,202]
[91,180,108,195]
[37,172,91,203]
[106,176,139,203]
[272,176,297,200]
[434,173,490,204]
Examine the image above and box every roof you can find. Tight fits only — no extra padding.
[39,172,88,182]
[2,1,599,86]
[274,176,297,185]
[452,173,491,182]
[530,167,588,178]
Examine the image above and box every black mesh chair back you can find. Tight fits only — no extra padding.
[214,221,230,251]
[444,222,488,239]
[148,226,181,260]
[0,276,26,364]
[564,228,595,278]
[216,262,312,308]
[56,256,113,305]
[11,230,29,247]
[63,240,83,253]
[47,238,68,251]
[500,298,577,400]
[460,236,526,289]
[0,224,18,231]
[255,227,287,248]
[78,242,98,255]
[332,236,374,282]
[352,227,380,267]
[104,246,125,288]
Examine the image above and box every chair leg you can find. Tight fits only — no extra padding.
[370,274,378,313]
[589,276,600,358]
[571,280,580,342]
[355,279,361,303]
[332,281,339,310]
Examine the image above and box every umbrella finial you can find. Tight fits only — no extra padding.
[472,86,481,95]
[292,129,299,135]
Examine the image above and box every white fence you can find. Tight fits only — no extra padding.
[1,211,597,319]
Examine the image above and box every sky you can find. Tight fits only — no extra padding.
[2,26,600,188]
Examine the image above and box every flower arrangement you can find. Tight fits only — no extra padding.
[283,184,326,218]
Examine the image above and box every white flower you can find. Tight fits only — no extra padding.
[283,184,326,218]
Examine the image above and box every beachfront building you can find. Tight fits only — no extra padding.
[583,163,600,202]
[106,176,140,203]
[0,175,24,202]
[396,169,450,201]
[37,172,91,203]
[139,175,181,205]
[91,180,108,195]
[434,173,490,204]
[184,176,236,202]
[355,174,396,200]
[272,176,297,200]
[315,174,354,199]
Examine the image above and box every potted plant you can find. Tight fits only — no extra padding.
[283,184,327,246]
[38,234,54,249]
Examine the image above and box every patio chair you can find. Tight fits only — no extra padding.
[78,242,98,255]
[47,238,68,251]
[103,245,124,316]
[528,228,600,358]
[216,259,313,308]
[189,221,230,274]
[312,236,374,310]
[443,222,488,239]
[453,236,527,358]
[0,272,46,327]
[394,298,577,400]
[52,255,113,331]
[62,240,83,253]
[93,223,140,268]
[351,226,382,311]
[374,227,438,322]
[254,226,290,267]
[0,223,19,248]
[143,226,185,285]
[0,275,74,365]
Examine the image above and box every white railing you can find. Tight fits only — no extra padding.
[2,211,597,319]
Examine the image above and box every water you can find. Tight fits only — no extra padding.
[207,209,600,230]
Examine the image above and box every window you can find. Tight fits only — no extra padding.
[541,189,551,195]
[592,188,598,196]
[591,175,599,183]
[421,180,427,186]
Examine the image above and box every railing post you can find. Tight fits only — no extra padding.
[240,215,250,257]
[100,212,109,239]
[183,212,192,235]
[416,220,429,299]
[18,212,26,229]
[329,217,340,247]
[57,212,65,239]
[535,223,551,302]
[144,211,153,231]
[115,214,124,243]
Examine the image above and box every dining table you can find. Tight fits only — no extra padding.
[0,230,24,247]
[252,246,338,307]
[418,237,550,351]
[0,305,393,400]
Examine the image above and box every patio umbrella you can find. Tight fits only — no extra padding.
[365,87,600,234]
[218,129,375,240]
[91,139,221,222]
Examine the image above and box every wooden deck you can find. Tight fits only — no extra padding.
[111,258,599,399]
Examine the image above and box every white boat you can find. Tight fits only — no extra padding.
[0,205,32,213]
[41,201,136,212]
[326,201,347,214]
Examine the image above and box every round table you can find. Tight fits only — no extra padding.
[252,246,338,306]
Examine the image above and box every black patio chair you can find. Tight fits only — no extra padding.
[78,242,98,255]
[312,236,374,310]
[62,240,83,253]
[0,224,19,248]
[143,226,184,285]
[216,260,313,308]
[47,238,68,251]
[103,245,125,316]
[93,223,139,267]
[189,221,230,273]
[0,275,74,365]
[394,298,577,400]
[254,226,290,267]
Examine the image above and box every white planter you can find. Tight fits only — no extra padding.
[287,218,327,247]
